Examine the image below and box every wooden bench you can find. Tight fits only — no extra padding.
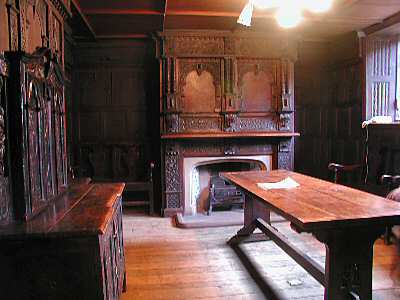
[221,170,400,300]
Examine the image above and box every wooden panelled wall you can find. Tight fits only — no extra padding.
[295,33,364,184]
[72,40,159,182]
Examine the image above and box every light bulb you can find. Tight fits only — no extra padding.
[275,6,302,28]
[237,2,254,26]
[305,0,333,13]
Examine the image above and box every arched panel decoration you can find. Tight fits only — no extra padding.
[182,70,216,113]
[240,70,273,112]
[5,48,67,221]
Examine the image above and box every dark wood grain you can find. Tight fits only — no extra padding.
[221,170,400,232]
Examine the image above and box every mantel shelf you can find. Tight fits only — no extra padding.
[161,131,300,140]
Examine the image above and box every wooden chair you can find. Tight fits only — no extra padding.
[327,163,362,184]
[124,162,155,215]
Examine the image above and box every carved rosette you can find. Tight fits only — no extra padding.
[224,113,238,132]
[165,114,179,133]
[279,139,292,153]
[279,113,293,131]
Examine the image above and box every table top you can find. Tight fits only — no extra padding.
[220,170,400,232]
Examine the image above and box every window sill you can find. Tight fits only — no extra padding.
[365,122,400,129]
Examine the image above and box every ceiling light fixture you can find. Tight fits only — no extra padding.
[237,0,334,28]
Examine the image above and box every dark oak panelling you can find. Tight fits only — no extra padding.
[73,40,155,181]
[295,33,364,184]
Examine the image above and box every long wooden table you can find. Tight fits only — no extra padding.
[220,170,400,300]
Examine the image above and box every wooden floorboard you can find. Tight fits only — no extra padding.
[121,210,400,300]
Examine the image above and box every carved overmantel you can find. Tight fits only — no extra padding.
[156,30,299,216]
[156,30,297,135]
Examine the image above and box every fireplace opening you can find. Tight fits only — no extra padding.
[187,158,268,215]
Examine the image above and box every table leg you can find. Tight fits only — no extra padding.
[229,193,271,244]
[315,228,383,300]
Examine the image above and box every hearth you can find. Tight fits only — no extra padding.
[185,156,270,215]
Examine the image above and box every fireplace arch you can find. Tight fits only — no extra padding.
[183,155,272,215]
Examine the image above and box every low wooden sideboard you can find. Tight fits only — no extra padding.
[0,180,126,300]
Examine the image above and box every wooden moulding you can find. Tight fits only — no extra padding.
[161,131,300,140]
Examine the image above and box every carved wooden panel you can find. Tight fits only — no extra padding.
[158,32,296,135]
[0,55,11,225]
[237,59,279,113]
[178,58,222,113]
[6,49,67,220]
[5,0,68,59]
[25,74,45,213]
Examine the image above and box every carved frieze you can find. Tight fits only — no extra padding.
[182,142,223,156]
[237,117,277,131]
[164,36,225,57]
[179,117,220,132]
[235,37,297,60]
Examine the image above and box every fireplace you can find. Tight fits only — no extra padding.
[157,31,299,216]
[162,136,295,216]
[184,156,271,215]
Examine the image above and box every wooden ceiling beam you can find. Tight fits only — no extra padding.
[83,9,163,16]
[71,0,97,39]
[363,10,400,35]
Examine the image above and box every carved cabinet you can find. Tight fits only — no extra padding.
[0,55,11,225]
[6,49,67,221]
[0,181,126,300]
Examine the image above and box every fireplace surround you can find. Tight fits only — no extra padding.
[156,31,299,216]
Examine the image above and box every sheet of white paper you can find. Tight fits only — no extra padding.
[257,177,300,190]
